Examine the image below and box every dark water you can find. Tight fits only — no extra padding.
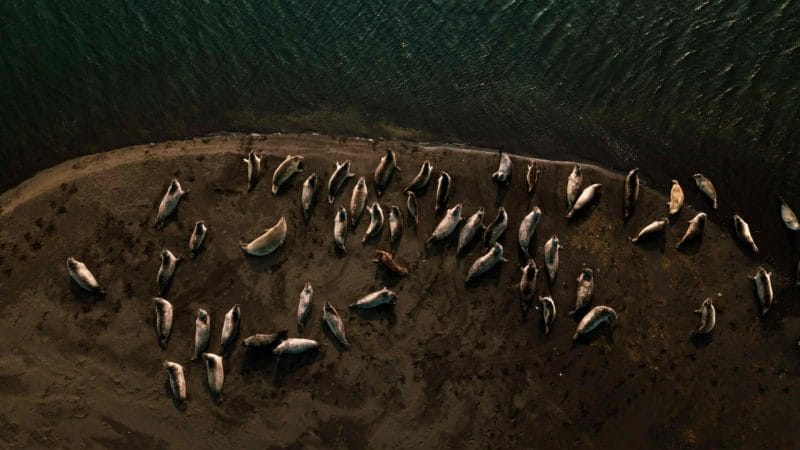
[2,1,800,221]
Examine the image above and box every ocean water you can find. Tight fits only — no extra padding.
[2,0,800,218]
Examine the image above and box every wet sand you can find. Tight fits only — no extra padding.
[1,133,799,449]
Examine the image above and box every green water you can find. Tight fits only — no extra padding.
[2,0,799,211]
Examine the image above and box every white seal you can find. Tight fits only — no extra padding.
[323,301,350,349]
[156,249,181,296]
[465,243,508,283]
[220,304,241,350]
[327,160,355,204]
[243,150,262,192]
[192,308,210,361]
[518,206,542,259]
[690,298,715,338]
[540,296,556,335]
[566,184,602,219]
[164,361,187,406]
[188,221,208,257]
[374,148,401,196]
[273,338,320,355]
[405,160,432,192]
[153,297,173,350]
[272,155,304,194]
[457,207,485,254]
[302,173,319,222]
[362,202,385,243]
[297,281,313,329]
[66,257,105,295]
[491,152,512,185]
[155,178,188,229]
[427,203,463,244]
[566,165,582,209]
[240,217,287,256]
[573,306,617,341]
[349,176,369,227]
[631,218,669,243]
[482,207,508,247]
[349,287,398,309]
[693,173,718,209]
[667,180,684,215]
[202,353,225,396]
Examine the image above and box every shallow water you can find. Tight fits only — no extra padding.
[2,1,800,237]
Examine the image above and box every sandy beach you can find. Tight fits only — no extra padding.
[0,133,798,449]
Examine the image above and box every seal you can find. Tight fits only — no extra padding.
[156,249,181,296]
[66,257,105,295]
[154,178,189,229]
[153,297,173,350]
[188,221,208,258]
[434,171,452,213]
[374,148,401,196]
[220,304,241,351]
[519,259,538,313]
[349,287,398,308]
[667,180,684,215]
[779,196,800,230]
[518,206,542,259]
[526,160,540,194]
[297,281,313,329]
[243,150,262,192]
[573,305,617,341]
[334,206,349,253]
[543,235,562,282]
[749,266,773,316]
[491,152,512,185]
[631,218,669,243]
[482,207,508,247]
[164,361,187,406]
[302,173,319,222]
[566,183,602,219]
[457,207,485,254]
[202,353,224,396]
[192,308,210,361]
[540,296,556,335]
[323,301,350,349]
[693,173,718,209]
[675,212,707,249]
[389,206,403,245]
[623,168,640,221]
[406,191,419,225]
[240,216,287,256]
[327,160,356,204]
[373,250,408,275]
[273,338,321,355]
[362,202,385,243]
[465,242,508,283]
[426,203,463,244]
[405,160,432,192]
[272,154,304,194]
[733,215,759,253]
[569,268,594,317]
[566,164,582,209]
[690,298,715,338]
[242,330,288,349]
[349,176,369,227]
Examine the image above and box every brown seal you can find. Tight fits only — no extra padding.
[373,250,408,276]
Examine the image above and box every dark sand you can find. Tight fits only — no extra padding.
[1,133,799,449]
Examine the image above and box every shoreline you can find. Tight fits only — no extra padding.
[0,133,797,448]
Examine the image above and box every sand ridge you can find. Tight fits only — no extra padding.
[0,133,798,448]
